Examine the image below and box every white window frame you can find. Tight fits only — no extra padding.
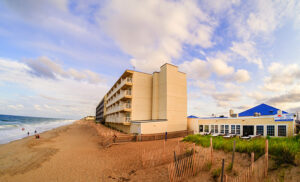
[220,125,225,134]
[277,124,288,137]
[236,125,241,135]
[225,125,229,134]
[266,125,275,137]
[210,125,214,133]
[214,125,219,133]
[231,125,236,134]
[199,125,204,133]
[204,125,209,132]
[256,125,264,136]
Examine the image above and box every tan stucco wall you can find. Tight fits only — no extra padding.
[141,121,167,134]
[158,66,167,120]
[106,122,130,133]
[152,72,159,119]
[165,64,187,132]
[188,117,294,137]
[131,72,153,121]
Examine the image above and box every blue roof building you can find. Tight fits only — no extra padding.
[238,103,288,117]
[188,115,198,118]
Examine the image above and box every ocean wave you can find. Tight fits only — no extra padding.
[0,116,75,144]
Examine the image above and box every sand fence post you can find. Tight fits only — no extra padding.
[265,139,268,177]
[192,143,196,175]
[221,158,225,182]
[251,152,254,173]
[232,140,236,169]
[210,137,213,164]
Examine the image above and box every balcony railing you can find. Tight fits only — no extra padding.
[106,90,132,107]
[105,115,131,123]
[107,77,132,100]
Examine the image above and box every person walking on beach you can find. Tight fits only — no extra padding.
[27,132,30,136]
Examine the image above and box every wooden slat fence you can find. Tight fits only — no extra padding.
[168,147,212,182]
[141,141,195,168]
[227,140,269,182]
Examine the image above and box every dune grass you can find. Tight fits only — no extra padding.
[183,134,300,165]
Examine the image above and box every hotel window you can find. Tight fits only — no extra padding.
[199,125,204,132]
[236,125,240,134]
[215,125,218,133]
[211,125,214,133]
[225,125,229,134]
[220,125,224,133]
[256,126,264,136]
[231,125,236,134]
[278,125,287,137]
[205,125,209,132]
[267,125,275,136]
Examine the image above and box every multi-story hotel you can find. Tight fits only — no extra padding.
[96,63,187,134]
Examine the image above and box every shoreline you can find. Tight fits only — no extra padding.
[0,119,76,145]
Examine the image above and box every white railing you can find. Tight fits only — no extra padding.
[107,77,132,99]
[106,90,132,107]
[106,115,129,123]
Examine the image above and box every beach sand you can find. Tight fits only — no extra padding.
[0,120,175,182]
[1,120,298,182]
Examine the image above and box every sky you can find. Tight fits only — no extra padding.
[0,0,300,119]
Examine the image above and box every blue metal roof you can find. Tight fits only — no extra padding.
[188,115,198,118]
[238,103,288,117]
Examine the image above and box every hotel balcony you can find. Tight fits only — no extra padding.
[106,76,132,100]
[106,89,132,107]
[105,114,131,125]
[105,102,131,115]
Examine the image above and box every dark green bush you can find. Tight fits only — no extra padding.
[183,134,300,165]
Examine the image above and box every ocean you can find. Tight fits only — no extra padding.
[0,114,75,144]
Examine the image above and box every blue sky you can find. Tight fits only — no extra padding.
[0,0,300,119]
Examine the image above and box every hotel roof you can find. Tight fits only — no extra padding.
[238,103,288,117]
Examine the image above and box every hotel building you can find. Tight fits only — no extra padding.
[96,63,187,134]
[188,104,296,137]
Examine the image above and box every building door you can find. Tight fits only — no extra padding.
[243,125,254,136]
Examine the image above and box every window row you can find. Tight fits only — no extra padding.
[256,125,287,137]
[199,124,240,134]
[198,124,287,136]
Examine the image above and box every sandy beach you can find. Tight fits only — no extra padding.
[0,120,253,182]
[0,120,177,182]
[1,120,298,182]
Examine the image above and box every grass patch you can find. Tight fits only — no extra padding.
[211,168,221,181]
[203,162,212,171]
[226,162,233,172]
[183,134,300,165]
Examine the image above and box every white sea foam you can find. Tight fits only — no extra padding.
[0,119,75,144]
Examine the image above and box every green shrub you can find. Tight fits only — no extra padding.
[226,162,233,172]
[183,134,300,165]
[211,168,221,180]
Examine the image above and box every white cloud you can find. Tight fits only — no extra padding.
[179,59,210,79]
[209,58,234,76]
[247,91,266,101]
[234,69,250,83]
[25,56,105,84]
[212,91,241,102]
[8,104,24,110]
[0,58,108,118]
[230,41,263,69]
[263,62,300,92]
[99,0,216,72]
[34,104,42,111]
